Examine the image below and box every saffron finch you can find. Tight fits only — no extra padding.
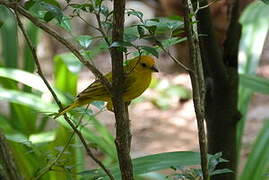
[54,55,158,118]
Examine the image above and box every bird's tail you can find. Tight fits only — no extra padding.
[54,102,79,119]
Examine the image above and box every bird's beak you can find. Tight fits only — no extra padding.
[150,65,159,72]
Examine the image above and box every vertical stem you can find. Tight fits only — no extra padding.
[184,0,209,179]
[110,0,134,179]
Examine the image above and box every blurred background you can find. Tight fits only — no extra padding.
[0,0,269,179]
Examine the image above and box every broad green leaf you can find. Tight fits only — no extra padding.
[54,52,82,95]
[0,6,18,68]
[23,22,39,73]
[161,37,187,48]
[127,9,143,20]
[239,1,269,74]
[237,0,269,156]
[100,5,110,17]
[0,67,47,92]
[0,87,57,112]
[240,119,269,180]
[124,26,139,42]
[110,41,134,48]
[58,15,72,32]
[24,0,36,10]
[79,151,201,179]
[140,46,159,58]
[40,2,63,22]
[261,0,269,4]
[5,134,32,147]
[0,115,19,134]
[29,131,56,144]
[76,35,93,48]
[239,74,269,95]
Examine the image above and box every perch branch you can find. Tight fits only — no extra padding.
[110,0,134,179]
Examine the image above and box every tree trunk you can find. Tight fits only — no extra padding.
[194,0,241,179]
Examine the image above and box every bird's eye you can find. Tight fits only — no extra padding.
[141,63,146,67]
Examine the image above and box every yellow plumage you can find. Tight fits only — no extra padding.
[54,55,158,118]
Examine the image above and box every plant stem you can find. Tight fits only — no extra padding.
[184,0,209,179]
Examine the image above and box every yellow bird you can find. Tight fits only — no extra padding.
[54,55,158,118]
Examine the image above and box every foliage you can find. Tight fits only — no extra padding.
[0,0,192,180]
[0,0,269,180]
[167,153,232,180]
[237,1,269,180]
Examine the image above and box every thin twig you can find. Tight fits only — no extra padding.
[157,41,192,73]
[14,11,115,180]
[93,0,111,46]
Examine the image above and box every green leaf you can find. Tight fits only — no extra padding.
[57,15,72,32]
[24,0,36,10]
[0,20,3,28]
[137,25,145,38]
[100,5,110,17]
[0,6,18,68]
[240,119,269,180]
[239,74,269,95]
[0,67,48,92]
[23,22,39,74]
[79,151,201,179]
[54,53,82,74]
[161,37,187,48]
[0,87,57,112]
[110,41,133,48]
[54,53,82,95]
[140,46,159,58]
[237,0,269,156]
[70,3,94,12]
[211,169,233,176]
[127,9,143,20]
[29,131,56,144]
[261,0,269,4]
[5,134,32,147]
[40,2,63,22]
[76,35,93,48]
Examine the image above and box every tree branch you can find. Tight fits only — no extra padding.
[110,0,134,179]
[14,9,115,180]
[184,0,208,179]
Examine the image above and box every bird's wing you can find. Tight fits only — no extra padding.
[77,73,112,101]
[123,73,137,94]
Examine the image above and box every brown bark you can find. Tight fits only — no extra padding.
[195,0,242,180]
[111,0,134,179]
